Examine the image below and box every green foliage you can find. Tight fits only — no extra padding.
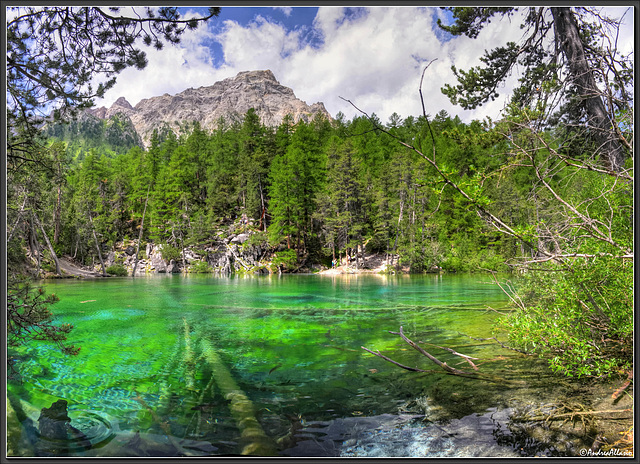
[271,249,298,272]
[106,264,128,276]
[245,231,269,248]
[189,260,212,274]
[268,121,325,254]
[497,257,633,378]
[159,243,182,262]
[17,102,534,279]
[7,277,80,375]
[437,7,514,38]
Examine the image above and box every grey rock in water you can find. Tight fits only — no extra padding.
[88,70,332,147]
[38,400,72,440]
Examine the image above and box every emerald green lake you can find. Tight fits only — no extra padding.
[7,274,585,457]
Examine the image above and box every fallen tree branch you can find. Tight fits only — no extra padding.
[402,337,480,370]
[523,409,632,422]
[363,327,524,384]
[361,346,431,373]
[225,243,250,270]
[396,326,469,375]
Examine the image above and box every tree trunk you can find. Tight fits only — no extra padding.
[180,230,186,273]
[354,243,359,271]
[88,213,107,276]
[29,216,41,277]
[53,184,62,244]
[132,186,151,277]
[199,336,278,455]
[32,212,61,276]
[551,7,626,172]
[8,194,28,243]
[258,175,267,232]
[391,198,405,267]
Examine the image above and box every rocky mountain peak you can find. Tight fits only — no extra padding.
[90,70,332,147]
[112,96,133,110]
[237,69,278,82]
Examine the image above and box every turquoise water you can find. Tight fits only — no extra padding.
[7,274,579,457]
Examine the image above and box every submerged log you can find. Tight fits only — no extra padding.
[182,318,197,391]
[199,337,277,456]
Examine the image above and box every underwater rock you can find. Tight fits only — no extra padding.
[38,400,72,440]
[37,399,93,454]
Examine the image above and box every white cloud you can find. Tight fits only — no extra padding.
[274,7,293,17]
[215,16,301,69]
[94,6,633,125]
[212,6,527,123]
[93,11,231,108]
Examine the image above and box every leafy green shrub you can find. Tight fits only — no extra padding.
[496,257,633,379]
[271,249,298,272]
[245,231,268,248]
[53,242,65,258]
[441,255,462,272]
[477,249,508,272]
[6,239,26,270]
[106,264,128,276]
[160,243,182,262]
[42,262,56,273]
[189,260,212,274]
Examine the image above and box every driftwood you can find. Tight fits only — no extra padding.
[525,409,632,422]
[362,326,523,384]
[225,243,250,270]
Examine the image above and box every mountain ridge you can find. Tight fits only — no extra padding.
[87,70,332,147]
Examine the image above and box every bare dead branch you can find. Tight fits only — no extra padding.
[361,346,431,373]
[363,327,525,384]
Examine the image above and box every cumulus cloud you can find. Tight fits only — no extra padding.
[213,6,527,123]
[93,10,231,108]
[94,6,634,124]
[274,7,293,17]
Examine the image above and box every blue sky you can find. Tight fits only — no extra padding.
[197,7,325,67]
[93,6,634,124]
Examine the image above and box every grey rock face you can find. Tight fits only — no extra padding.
[90,70,332,147]
[231,233,250,244]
